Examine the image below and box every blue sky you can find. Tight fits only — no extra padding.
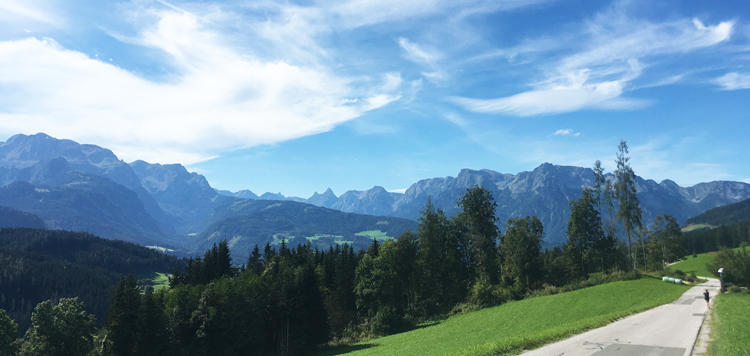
[1,0,749,198]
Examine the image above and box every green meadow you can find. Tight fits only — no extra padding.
[709,292,750,356]
[136,271,171,291]
[318,277,689,356]
[669,247,746,278]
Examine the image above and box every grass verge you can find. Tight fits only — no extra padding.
[708,292,750,356]
[316,277,689,356]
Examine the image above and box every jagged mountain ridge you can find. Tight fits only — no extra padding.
[238,164,750,245]
[4,133,750,249]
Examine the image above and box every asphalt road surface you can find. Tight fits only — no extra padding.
[521,278,720,356]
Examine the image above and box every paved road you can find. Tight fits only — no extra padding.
[521,278,720,356]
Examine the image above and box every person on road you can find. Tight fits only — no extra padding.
[703,289,710,309]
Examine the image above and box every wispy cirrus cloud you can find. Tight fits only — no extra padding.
[713,72,750,90]
[0,9,401,164]
[453,2,734,116]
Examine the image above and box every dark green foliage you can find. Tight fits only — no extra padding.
[683,220,750,255]
[565,189,607,278]
[0,228,180,334]
[103,275,141,356]
[456,186,499,284]
[171,240,235,286]
[500,216,544,290]
[20,298,96,356]
[0,309,18,356]
[707,247,750,287]
[643,214,684,270]
[416,199,465,316]
[615,140,643,269]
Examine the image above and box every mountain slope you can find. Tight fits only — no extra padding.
[301,164,750,245]
[0,164,176,247]
[0,206,46,229]
[130,160,237,234]
[684,197,750,227]
[0,133,175,229]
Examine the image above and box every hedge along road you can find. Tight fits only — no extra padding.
[521,278,721,356]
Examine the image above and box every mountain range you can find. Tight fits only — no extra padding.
[2,133,750,259]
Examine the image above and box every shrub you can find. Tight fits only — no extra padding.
[469,280,510,307]
[370,306,403,336]
[728,285,741,293]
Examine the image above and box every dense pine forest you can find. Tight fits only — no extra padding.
[0,228,181,334]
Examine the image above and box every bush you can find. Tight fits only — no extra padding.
[370,306,406,336]
[469,280,510,308]
[728,285,741,293]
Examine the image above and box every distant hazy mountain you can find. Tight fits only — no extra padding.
[215,189,260,200]
[300,164,750,246]
[0,133,174,229]
[4,133,750,251]
[130,160,237,234]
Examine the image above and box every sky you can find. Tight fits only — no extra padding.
[1,0,749,198]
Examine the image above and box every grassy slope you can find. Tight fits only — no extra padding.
[669,247,746,278]
[709,293,750,356]
[318,278,689,356]
[136,272,171,291]
[671,253,718,278]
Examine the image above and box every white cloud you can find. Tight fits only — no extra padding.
[0,0,62,26]
[554,129,580,137]
[399,38,441,66]
[454,3,734,116]
[0,11,402,164]
[713,72,750,90]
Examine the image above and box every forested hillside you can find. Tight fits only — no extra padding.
[684,197,750,227]
[193,199,417,261]
[0,206,45,229]
[0,228,182,333]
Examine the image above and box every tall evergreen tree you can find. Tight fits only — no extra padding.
[134,287,169,356]
[500,216,544,290]
[593,160,605,216]
[565,189,605,278]
[103,274,141,356]
[456,186,500,284]
[614,140,643,269]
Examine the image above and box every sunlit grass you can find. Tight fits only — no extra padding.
[708,292,750,356]
[317,277,689,356]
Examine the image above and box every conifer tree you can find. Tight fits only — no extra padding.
[614,140,643,269]
[104,274,141,356]
[456,186,500,284]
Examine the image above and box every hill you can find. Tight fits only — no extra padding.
[0,205,45,229]
[193,199,418,261]
[684,197,750,227]
[0,228,182,333]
